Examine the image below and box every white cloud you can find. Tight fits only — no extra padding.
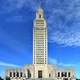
[46,0,80,46]
[6,15,26,22]
[49,58,74,67]
[0,71,5,78]
[0,61,21,77]
[49,31,80,46]
[1,0,80,46]
[0,0,39,22]
[0,61,20,67]
[0,0,39,14]
[58,62,74,67]
[49,58,57,64]
[0,28,28,54]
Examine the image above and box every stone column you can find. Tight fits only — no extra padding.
[11,70,13,78]
[67,72,68,77]
[19,71,20,78]
[60,72,61,77]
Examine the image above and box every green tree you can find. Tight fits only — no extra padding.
[76,79,80,80]
[5,77,10,80]
[0,77,4,80]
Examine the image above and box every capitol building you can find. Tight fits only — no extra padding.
[5,7,76,80]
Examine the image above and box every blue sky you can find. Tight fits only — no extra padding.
[0,0,80,78]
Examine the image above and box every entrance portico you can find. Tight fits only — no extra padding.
[38,70,42,78]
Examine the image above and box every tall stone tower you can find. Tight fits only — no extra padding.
[33,7,48,64]
[5,7,76,80]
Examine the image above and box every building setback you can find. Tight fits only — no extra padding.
[5,7,76,80]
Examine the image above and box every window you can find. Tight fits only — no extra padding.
[58,72,60,77]
[61,72,63,77]
[27,69,31,78]
[13,72,15,77]
[65,72,67,77]
[38,70,42,78]
[20,72,23,77]
[49,74,51,77]
[68,72,70,77]
[61,72,67,77]
[39,14,41,18]
[16,72,19,77]
[10,72,12,77]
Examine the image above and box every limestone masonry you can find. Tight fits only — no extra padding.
[5,7,76,80]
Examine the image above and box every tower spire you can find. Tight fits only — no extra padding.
[36,6,44,19]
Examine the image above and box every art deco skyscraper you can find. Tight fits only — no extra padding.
[6,7,76,80]
[33,7,48,64]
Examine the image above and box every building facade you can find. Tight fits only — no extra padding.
[5,7,76,80]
